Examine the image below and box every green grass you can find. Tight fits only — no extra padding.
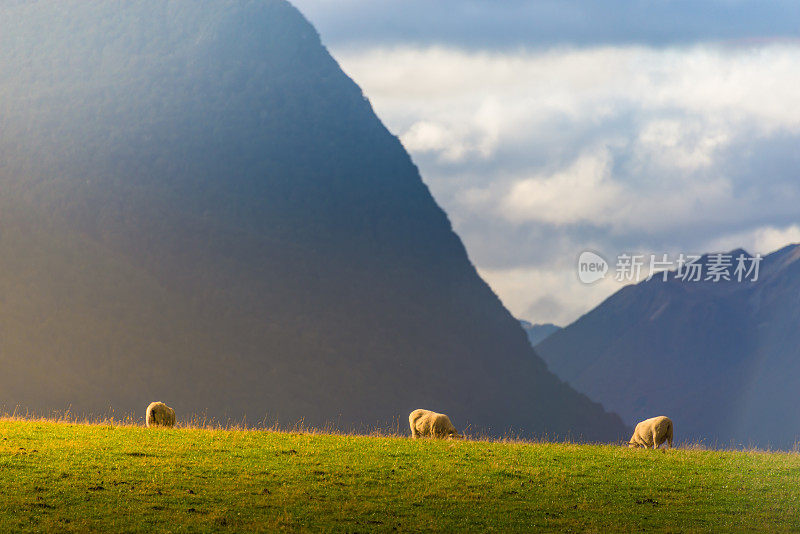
[1,418,799,532]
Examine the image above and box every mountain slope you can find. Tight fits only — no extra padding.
[536,245,800,447]
[0,0,626,440]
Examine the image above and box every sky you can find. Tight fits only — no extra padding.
[292,0,800,326]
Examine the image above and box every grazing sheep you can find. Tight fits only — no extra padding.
[629,416,673,449]
[409,409,461,439]
[146,401,176,428]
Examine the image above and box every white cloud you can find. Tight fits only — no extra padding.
[705,224,800,255]
[635,118,730,171]
[400,121,464,160]
[502,148,623,226]
[400,109,498,162]
[471,147,735,233]
[754,226,800,253]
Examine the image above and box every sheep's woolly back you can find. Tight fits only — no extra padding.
[629,416,673,449]
[409,409,458,438]
[146,401,176,428]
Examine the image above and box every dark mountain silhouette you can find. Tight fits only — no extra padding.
[0,1,626,440]
[519,321,562,347]
[537,244,800,448]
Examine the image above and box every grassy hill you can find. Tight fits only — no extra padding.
[1,419,799,532]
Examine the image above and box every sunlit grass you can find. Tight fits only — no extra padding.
[1,417,799,532]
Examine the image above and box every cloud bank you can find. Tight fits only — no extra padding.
[334,44,800,324]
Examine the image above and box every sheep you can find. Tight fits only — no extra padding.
[145,401,176,428]
[629,416,673,449]
[409,409,461,439]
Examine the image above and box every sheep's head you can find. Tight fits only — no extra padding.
[628,441,638,448]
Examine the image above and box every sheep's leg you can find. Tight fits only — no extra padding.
[653,430,659,449]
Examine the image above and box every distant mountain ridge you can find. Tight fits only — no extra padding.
[537,244,800,448]
[519,321,562,347]
[0,0,627,440]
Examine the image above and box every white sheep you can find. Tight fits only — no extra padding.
[629,416,673,449]
[409,409,461,439]
[146,401,176,428]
